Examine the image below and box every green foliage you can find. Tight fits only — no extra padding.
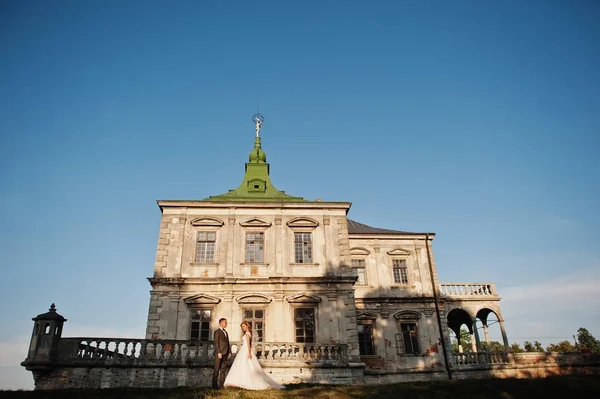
[577,327,600,353]
[510,343,525,353]
[479,341,505,353]
[523,341,544,352]
[546,340,576,352]
[451,328,472,352]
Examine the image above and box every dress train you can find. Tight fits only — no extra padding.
[223,333,284,390]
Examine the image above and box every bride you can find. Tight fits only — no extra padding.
[223,321,285,390]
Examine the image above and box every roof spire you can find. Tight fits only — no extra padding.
[203,113,305,202]
[252,112,264,138]
[249,113,266,163]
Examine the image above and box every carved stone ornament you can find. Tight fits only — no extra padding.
[286,294,322,303]
[239,218,272,227]
[183,294,221,305]
[190,217,224,227]
[286,217,319,228]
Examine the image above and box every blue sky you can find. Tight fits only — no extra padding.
[1,0,599,390]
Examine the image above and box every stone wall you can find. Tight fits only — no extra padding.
[31,363,366,390]
[31,356,600,390]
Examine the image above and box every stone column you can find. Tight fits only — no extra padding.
[473,320,481,350]
[169,216,186,277]
[271,291,286,342]
[336,218,350,276]
[326,291,340,342]
[225,216,236,276]
[499,318,510,351]
[275,216,283,276]
[322,215,333,275]
[342,291,360,361]
[146,291,162,339]
[168,292,181,340]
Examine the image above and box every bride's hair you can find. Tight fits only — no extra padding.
[240,320,252,332]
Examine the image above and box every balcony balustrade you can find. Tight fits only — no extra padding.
[56,338,349,367]
[440,283,497,297]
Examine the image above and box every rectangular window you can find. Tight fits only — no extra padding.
[190,309,211,341]
[351,259,367,285]
[294,232,313,263]
[243,309,265,343]
[195,231,216,263]
[358,320,375,355]
[392,259,408,284]
[245,232,264,263]
[294,308,315,343]
[398,323,419,354]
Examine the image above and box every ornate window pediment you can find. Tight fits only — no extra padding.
[394,311,421,321]
[184,293,221,305]
[286,294,322,304]
[387,248,411,257]
[239,218,272,228]
[357,311,378,320]
[287,217,319,228]
[190,217,224,227]
[236,293,273,305]
[350,247,370,256]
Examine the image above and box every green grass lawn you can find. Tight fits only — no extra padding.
[1,375,599,399]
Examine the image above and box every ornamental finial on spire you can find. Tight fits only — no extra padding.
[252,113,264,138]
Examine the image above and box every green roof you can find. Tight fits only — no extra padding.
[204,136,306,202]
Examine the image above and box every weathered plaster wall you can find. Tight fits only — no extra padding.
[31,363,366,390]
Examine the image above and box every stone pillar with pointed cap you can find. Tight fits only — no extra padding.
[21,303,67,370]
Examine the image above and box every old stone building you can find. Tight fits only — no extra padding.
[23,115,600,390]
[143,114,509,383]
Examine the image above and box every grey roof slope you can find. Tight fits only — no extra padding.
[347,219,424,235]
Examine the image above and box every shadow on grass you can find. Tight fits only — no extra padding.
[1,376,600,399]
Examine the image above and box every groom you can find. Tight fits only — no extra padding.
[212,317,231,389]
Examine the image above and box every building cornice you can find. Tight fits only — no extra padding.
[157,200,352,212]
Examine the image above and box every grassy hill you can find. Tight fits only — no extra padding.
[1,375,599,399]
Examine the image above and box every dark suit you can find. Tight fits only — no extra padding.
[212,328,231,389]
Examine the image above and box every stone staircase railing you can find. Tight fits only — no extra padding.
[57,338,349,366]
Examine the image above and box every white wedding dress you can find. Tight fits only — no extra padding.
[223,332,284,390]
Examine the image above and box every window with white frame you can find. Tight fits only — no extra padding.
[243,308,265,342]
[195,231,216,263]
[392,259,408,284]
[245,232,264,263]
[190,309,211,341]
[351,259,367,285]
[294,232,313,263]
